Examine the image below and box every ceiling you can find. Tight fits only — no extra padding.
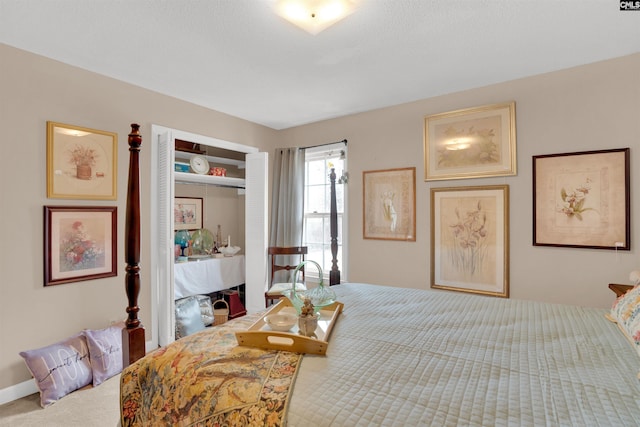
[1,1,639,130]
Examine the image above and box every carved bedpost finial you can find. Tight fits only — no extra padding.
[123,123,145,366]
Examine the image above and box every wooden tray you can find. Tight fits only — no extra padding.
[235,298,343,355]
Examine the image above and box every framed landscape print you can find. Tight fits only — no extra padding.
[46,121,118,200]
[174,197,203,231]
[424,102,516,181]
[44,206,117,286]
[431,185,509,297]
[533,148,630,250]
[363,167,416,241]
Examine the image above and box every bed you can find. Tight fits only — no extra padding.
[120,282,640,426]
[120,125,640,425]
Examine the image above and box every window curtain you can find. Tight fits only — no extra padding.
[269,147,305,247]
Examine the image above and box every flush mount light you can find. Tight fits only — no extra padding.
[274,0,357,35]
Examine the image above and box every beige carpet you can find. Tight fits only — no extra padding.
[0,374,120,427]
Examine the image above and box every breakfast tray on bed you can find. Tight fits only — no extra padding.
[235,298,343,355]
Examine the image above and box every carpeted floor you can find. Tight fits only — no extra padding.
[0,374,120,426]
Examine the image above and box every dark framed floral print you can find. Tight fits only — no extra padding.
[533,148,629,250]
[44,206,117,286]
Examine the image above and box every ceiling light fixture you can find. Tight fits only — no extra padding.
[274,0,357,35]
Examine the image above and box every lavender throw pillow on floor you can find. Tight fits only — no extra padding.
[19,333,92,407]
[84,322,125,386]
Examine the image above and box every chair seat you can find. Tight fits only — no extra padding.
[266,282,307,296]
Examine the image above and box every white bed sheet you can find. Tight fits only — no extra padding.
[286,283,640,426]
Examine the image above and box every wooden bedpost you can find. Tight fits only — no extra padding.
[122,123,145,366]
[329,168,340,286]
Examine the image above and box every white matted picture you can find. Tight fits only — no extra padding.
[174,197,203,231]
[533,148,629,250]
[363,167,416,241]
[424,102,516,181]
[431,185,509,297]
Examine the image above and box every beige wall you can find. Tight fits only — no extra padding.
[0,44,278,391]
[2,42,639,393]
[276,53,640,307]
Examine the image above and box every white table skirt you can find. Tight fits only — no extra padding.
[174,255,245,299]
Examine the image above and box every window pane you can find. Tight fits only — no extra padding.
[307,160,326,185]
[304,217,325,243]
[334,183,344,212]
[307,185,327,213]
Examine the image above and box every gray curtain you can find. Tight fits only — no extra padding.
[269,147,305,247]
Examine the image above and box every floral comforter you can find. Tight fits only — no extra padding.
[120,314,301,427]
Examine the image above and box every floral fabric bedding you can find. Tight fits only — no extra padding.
[120,313,301,426]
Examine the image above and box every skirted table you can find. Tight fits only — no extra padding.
[174,255,245,299]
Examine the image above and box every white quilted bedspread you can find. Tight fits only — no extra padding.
[286,283,640,426]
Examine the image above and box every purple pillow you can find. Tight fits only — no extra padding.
[83,322,124,386]
[19,334,92,407]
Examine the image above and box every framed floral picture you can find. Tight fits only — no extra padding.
[363,167,416,241]
[174,197,203,231]
[424,102,516,181]
[431,185,509,297]
[533,148,630,250]
[44,206,117,286]
[46,121,118,200]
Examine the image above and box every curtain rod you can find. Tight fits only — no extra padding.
[301,139,347,150]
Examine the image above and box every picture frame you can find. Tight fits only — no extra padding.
[431,185,509,298]
[424,101,516,181]
[44,206,117,286]
[533,148,630,250]
[46,121,118,200]
[363,167,416,241]
[174,197,203,231]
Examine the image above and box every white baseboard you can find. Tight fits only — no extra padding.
[0,378,37,405]
[1,340,156,405]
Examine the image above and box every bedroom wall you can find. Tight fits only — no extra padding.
[275,53,640,309]
[0,44,277,392]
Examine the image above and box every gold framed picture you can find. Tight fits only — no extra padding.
[431,185,509,297]
[533,148,630,250]
[424,102,516,181]
[46,121,118,200]
[363,167,416,241]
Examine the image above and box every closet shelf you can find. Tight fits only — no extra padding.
[175,150,246,169]
[174,171,245,188]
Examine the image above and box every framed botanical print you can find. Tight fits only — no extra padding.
[431,185,509,297]
[533,148,630,250]
[363,167,416,241]
[424,102,516,181]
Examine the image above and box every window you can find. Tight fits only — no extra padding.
[303,143,347,283]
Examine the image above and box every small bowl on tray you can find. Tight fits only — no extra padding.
[265,312,297,332]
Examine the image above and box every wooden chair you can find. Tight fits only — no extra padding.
[265,246,308,306]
